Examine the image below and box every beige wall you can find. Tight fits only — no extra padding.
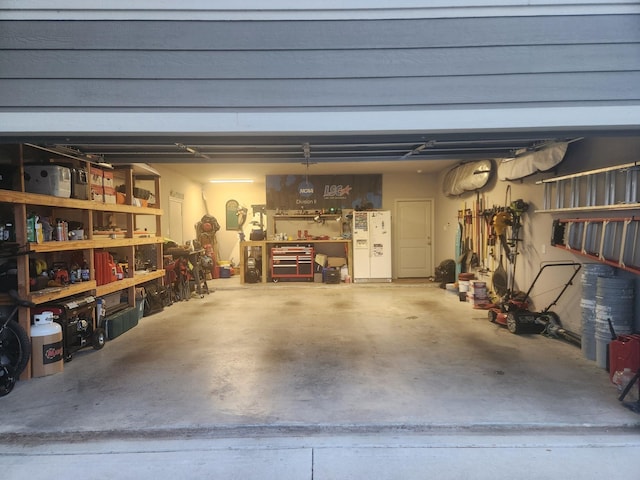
[153,164,207,243]
[202,179,268,266]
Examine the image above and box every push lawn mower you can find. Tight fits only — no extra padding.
[488,262,582,335]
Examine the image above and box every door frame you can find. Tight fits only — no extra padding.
[168,195,184,245]
[393,198,435,279]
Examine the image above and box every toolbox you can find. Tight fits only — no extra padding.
[104,306,138,340]
[324,268,341,284]
[23,165,72,198]
[270,245,314,281]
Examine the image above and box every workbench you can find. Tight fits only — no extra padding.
[239,239,352,284]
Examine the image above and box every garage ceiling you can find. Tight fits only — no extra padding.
[19,131,580,182]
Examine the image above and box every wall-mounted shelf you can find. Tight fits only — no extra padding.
[0,189,162,215]
[95,269,165,297]
[273,214,342,219]
[19,235,164,253]
[27,281,98,305]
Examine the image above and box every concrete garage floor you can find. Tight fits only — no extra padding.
[2,279,640,478]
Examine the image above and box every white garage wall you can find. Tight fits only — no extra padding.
[202,180,268,266]
[152,165,207,244]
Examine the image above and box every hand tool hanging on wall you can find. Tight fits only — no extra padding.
[457,205,471,273]
[475,192,482,268]
[455,208,464,277]
[508,199,529,250]
[492,209,512,259]
[465,204,477,270]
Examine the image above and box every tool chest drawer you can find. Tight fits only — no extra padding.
[270,246,314,281]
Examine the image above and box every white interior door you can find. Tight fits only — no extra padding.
[168,197,183,245]
[395,199,433,278]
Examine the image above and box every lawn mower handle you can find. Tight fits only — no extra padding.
[523,262,582,313]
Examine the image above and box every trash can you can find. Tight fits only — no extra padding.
[31,311,63,377]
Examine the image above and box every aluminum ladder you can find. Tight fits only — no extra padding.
[537,162,640,212]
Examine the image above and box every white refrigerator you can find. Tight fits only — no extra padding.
[352,210,392,282]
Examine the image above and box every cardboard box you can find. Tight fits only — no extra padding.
[90,185,104,202]
[327,257,347,268]
[102,170,114,188]
[104,186,117,204]
[90,166,104,186]
[315,253,327,267]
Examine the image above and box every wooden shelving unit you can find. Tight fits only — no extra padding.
[0,144,165,380]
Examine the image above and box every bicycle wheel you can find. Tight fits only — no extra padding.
[0,366,16,397]
[0,320,31,378]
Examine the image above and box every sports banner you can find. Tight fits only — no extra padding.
[266,174,382,211]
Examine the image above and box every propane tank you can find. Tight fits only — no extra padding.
[31,312,63,377]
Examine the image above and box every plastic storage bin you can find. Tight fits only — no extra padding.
[23,165,72,198]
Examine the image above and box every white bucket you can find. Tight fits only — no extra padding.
[458,280,470,293]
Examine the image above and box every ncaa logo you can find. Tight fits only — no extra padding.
[298,181,314,197]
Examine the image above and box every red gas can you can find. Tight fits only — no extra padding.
[609,334,640,381]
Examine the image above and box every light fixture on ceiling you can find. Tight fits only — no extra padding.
[209,179,254,184]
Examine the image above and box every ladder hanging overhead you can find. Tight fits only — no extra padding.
[536,162,640,213]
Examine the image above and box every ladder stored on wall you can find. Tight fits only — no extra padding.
[551,218,640,274]
[537,162,640,213]
[538,161,640,274]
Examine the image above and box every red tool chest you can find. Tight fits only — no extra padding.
[270,245,314,281]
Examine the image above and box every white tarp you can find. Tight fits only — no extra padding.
[442,159,494,196]
[498,142,568,181]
